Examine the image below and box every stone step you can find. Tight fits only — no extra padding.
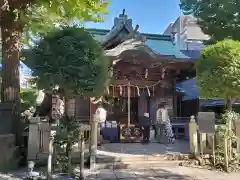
[96,153,192,163]
[95,160,183,170]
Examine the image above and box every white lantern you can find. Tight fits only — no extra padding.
[95,106,107,123]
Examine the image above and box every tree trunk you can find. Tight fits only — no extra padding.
[225,99,232,110]
[1,10,22,142]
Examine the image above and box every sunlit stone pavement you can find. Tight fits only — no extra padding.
[84,166,240,180]
[1,166,240,179]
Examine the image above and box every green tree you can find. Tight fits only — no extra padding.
[196,39,240,109]
[0,1,109,103]
[0,0,108,137]
[180,0,240,44]
[25,26,110,100]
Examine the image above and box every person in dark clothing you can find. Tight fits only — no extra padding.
[138,113,152,144]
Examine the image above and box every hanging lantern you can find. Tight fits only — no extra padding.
[136,86,140,96]
[95,105,107,123]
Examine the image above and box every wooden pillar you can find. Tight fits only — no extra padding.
[127,82,131,126]
[138,90,148,117]
[173,93,178,117]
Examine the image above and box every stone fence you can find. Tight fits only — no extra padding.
[27,116,91,163]
[189,115,240,172]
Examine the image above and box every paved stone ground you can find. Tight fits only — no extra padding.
[97,140,190,157]
[84,166,240,180]
[3,141,238,179]
[1,166,240,179]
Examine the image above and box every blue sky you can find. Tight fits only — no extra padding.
[85,0,183,34]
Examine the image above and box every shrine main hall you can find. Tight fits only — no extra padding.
[74,10,196,142]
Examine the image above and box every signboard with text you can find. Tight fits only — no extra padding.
[198,112,215,134]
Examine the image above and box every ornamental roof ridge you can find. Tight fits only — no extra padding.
[102,9,146,45]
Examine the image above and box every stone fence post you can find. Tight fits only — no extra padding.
[89,115,98,169]
[27,117,41,161]
[28,117,52,162]
[189,115,198,156]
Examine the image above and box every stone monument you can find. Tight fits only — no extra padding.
[0,102,15,134]
[0,102,19,171]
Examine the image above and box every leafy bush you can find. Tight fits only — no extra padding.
[215,111,240,171]
[54,116,80,175]
[20,88,38,113]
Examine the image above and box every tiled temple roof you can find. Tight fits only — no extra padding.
[177,78,198,101]
[180,50,200,60]
[88,9,194,61]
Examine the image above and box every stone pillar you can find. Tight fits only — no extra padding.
[27,117,40,161]
[200,133,207,154]
[89,115,98,169]
[189,115,198,156]
[47,131,54,180]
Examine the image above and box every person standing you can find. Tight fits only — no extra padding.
[156,103,175,144]
[139,113,152,144]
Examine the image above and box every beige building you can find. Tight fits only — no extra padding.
[163,16,209,50]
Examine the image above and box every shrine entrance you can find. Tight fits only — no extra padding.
[104,82,155,142]
[106,97,139,125]
[103,84,152,142]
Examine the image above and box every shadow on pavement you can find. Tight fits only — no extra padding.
[86,167,201,180]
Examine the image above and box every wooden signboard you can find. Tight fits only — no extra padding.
[198,112,215,134]
[234,117,240,138]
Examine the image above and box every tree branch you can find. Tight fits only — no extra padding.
[8,0,32,9]
[0,0,9,20]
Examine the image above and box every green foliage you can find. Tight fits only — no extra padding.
[25,27,111,97]
[180,0,240,44]
[4,0,109,44]
[20,88,38,112]
[196,40,240,100]
[220,110,240,124]
[54,116,80,174]
[215,111,240,171]
[215,125,227,168]
[54,116,80,147]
